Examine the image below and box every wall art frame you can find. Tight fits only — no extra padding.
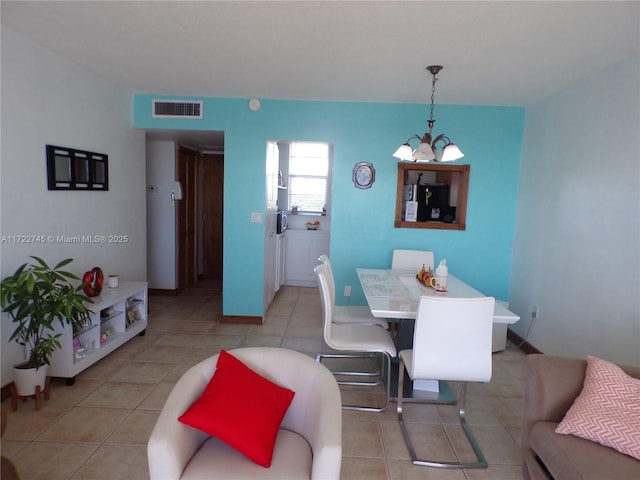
[46,145,109,191]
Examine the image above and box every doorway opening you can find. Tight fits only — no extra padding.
[146,130,224,294]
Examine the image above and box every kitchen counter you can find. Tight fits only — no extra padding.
[287,227,329,232]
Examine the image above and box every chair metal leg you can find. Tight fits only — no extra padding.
[316,352,382,386]
[396,360,488,469]
[318,352,392,412]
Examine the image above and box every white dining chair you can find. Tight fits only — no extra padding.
[315,263,397,412]
[317,255,390,388]
[389,249,435,332]
[397,296,495,468]
[391,249,435,271]
[318,255,388,329]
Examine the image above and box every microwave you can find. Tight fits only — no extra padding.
[277,210,288,234]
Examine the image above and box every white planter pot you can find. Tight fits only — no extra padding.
[13,364,48,397]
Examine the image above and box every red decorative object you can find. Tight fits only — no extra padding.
[82,267,104,297]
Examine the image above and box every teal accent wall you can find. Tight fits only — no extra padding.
[134,95,524,316]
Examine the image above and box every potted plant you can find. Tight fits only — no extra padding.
[0,256,92,396]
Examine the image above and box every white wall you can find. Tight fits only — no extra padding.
[146,140,177,289]
[0,27,147,386]
[510,55,640,366]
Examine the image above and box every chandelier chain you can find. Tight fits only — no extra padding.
[428,72,438,133]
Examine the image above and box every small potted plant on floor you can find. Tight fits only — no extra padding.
[0,256,92,397]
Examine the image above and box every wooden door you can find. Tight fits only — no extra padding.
[201,154,224,279]
[177,146,198,290]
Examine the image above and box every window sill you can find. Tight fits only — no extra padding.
[394,220,465,230]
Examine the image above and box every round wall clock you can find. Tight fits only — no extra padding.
[353,162,375,189]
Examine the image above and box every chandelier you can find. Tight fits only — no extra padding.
[392,65,464,162]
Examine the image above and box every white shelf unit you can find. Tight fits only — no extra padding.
[48,281,148,383]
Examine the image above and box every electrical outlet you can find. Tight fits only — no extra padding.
[532,305,539,320]
[344,285,351,297]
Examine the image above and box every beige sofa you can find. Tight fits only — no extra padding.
[522,354,640,480]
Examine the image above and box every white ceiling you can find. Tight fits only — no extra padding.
[2,1,639,148]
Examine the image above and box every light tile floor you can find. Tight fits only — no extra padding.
[1,280,526,479]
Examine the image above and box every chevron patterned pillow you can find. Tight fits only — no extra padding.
[555,355,640,460]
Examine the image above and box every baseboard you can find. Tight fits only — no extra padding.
[148,288,179,296]
[507,328,543,354]
[220,315,262,325]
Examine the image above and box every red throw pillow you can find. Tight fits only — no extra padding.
[178,350,295,467]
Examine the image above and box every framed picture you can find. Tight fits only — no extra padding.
[46,145,108,190]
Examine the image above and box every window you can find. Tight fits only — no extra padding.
[287,142,330,214]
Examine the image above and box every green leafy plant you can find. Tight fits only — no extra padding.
[0,256,93,369]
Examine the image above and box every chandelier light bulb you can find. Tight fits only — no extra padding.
[413,143,436,161]
[440,144,464,162]
[392,144,415,161]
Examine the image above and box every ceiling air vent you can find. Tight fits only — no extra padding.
[152,99,203,119]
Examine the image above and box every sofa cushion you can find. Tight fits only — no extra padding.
[531,422,640,480]
[555,356,640,460]
[181,429,312,480]
[179,349,295,467]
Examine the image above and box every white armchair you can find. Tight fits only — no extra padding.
[148,347,342,479]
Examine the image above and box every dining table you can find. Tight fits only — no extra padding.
[356,268,520,403]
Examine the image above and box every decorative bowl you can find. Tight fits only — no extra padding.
[305,221,320,230]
